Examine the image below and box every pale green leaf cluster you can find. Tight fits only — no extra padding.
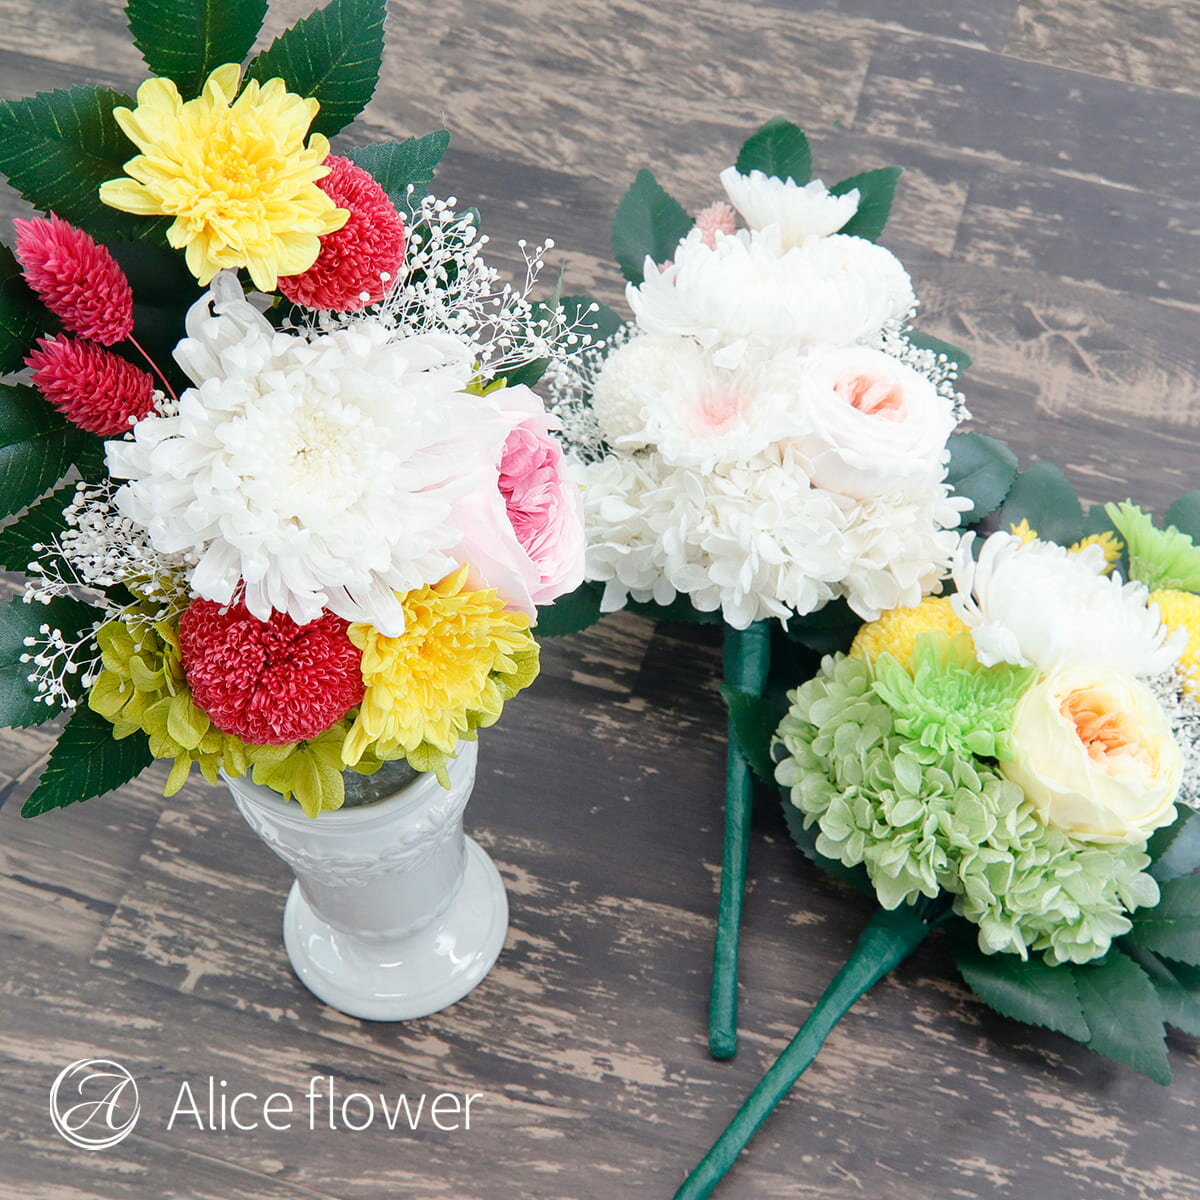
[1107,500,1200,593]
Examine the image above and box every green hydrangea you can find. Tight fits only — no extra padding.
[1106,500,1200,593]
[774,653,1160,965]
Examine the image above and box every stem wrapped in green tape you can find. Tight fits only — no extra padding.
[683,905,936,1198]
[708,619,771,1059]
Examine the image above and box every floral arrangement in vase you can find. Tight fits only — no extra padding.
[674,451,1200,1197]
[540,117,974,1055]
[0,0,587,822]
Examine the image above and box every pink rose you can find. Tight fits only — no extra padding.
[454,385,585,614]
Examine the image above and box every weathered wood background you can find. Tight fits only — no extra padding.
[1,1,1198,1197]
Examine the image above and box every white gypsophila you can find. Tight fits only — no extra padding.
[952,531,1186,677]
[628,228,915,368]
[1148,670,1200,811]
[719,167,859,248]
[107,272,507,635]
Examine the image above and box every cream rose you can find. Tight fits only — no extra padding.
[1001,666,1182,844]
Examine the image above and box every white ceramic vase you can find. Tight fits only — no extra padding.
[226,740,508,1021]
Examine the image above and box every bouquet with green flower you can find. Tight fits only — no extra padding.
[674,451,1200,1197]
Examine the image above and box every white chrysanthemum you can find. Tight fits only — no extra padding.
[952,531,1186,676]
[719,167,859,248]
[106,272,505,635]
[628,229,914,367]
[589,332,682,446]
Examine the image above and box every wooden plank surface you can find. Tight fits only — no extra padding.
[1,2,1198,1198]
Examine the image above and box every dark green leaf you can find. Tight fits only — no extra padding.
[1124,945,1200,1037]
[624,594,723,624]
[0,243,47,374]
[0,87,168,242]
[997,459,1083,546]
[1147,808,1200,882]
[1165,490,1200,543]
[0,385,91,519]
[611,168,692,285]
[22,703,153,816]
[943,432,1019,526]
[0,595,98,726]
[1073,949,1170,1084]
[1128,874,1200,965]
[786,598,860,655]
[127,0,269,98]
[719,684,783,784]
[779,787,873,894]
[905,329,973,373]
[245,0,386,138]
[497,358,550,389]
[832,166,902,242]
[556,295,626,348]
[535,581,604,637]
[0,481,78,572]
[346,131,450,216]
[951,931,1089,1041]
[735,117,812,184]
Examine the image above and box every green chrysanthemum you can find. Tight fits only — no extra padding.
[1106,500,1200,593]
[872,631,1035,761]
[774,653,1160,964]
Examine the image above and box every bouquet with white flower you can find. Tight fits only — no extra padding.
[674,453,1200,1198]
[541,119,974,1055]
[0,0,588,819]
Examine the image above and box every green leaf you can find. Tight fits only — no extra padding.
[0,87,168,242]
[943,432,1018,526]
[611,168,692,285]
[1072,950,1170,1084]
[832,166,902,242]
[126,0,269,98]
[951,931,1089,1041]
[0,481,78,572]
[996,459,1083,546]
[735,117,812,185]
[786,598,860,655]
[1147,808,1200,882]
[0,385,92,520]
[624,595,723,624]
[0,595,98,726]
[1124,945,1200,1038]
[22,703,153,816]
[1165,490,1200,544]
[245,0,386,138]
[346,131,450,216]
[779,786,873,894]
[556,295,626,348]
[535,582,604,637]
[719,684,783,784]
[1128,874,1200,965]
[906,329,973,373]
[0,244,47,374]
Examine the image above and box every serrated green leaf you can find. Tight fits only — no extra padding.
[0,385,92,520]
[944,432,1019,526]
[0,87,168,243]
[245,0,386,138]
[1124,945,1200,1037]
[906,329,973,373]
[0,481,78,572]
[535,581,604,637]
[832,166,902,242]
[1165,491,1200,544]
[0,244,47,374]
[735,117,812,185]
[346,131,450,216]
[127,0,269,98]
[951,930,1089,1041]
[719,684,783,784]
[1072,949,1170,1083]
[1147,808,1200,882]
[611,168,692,286]
[779,787,873,894]
[22,703,153,816]
[1129,874,1200,965]
[0,595,99,727]
[997,459,1083,546]
[786,598,860,655]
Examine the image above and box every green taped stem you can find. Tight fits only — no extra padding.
[681,906,932,1199]
[708,620,771,1060]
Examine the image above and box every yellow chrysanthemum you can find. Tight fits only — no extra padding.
[99,64,348,290]
[1070,531,1124,573]
[849,596,969,669]
[343,566,540,771]
[1151,589,1200,699]
[1009,519,1039,545]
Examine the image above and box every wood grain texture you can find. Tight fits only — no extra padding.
[0,0,1198,1197]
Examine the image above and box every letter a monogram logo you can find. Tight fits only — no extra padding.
[49,1059,141,1151]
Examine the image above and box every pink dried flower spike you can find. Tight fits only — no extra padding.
[695,201,737,249]
[25,335,155,437]
[13,213,134,345]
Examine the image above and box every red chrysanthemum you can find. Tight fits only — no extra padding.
[14,213,134,345]
[179,599,365,746]
[278,155,406,312]
[25,335,155,436]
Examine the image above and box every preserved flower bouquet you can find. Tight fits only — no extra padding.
[0,0,587,819]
